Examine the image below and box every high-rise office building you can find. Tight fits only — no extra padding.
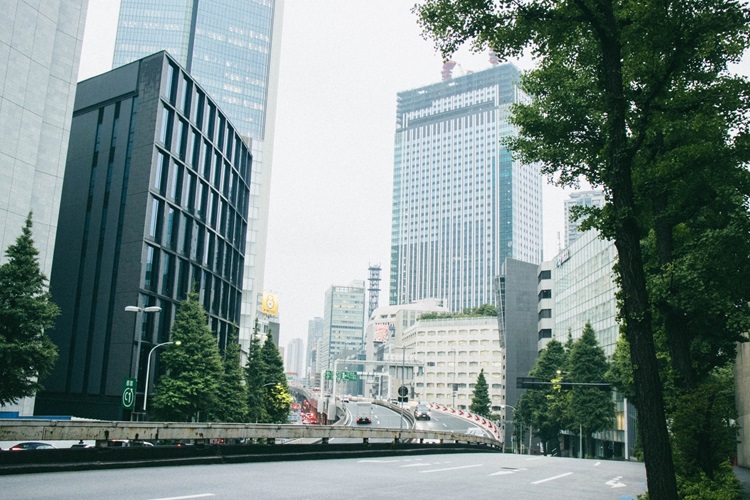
[319,280,366,373]
[36,52,252,419]
[390,61,543,312]
[112,0,284,352]
[285,337,304,377]
[0,0,88,416]
[564,190,606,247]
[306,316,323,382]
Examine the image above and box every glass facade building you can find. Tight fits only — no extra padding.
[36,52,252,419]
[112,0,284,350]
[319,281,366,372]
[390,62,543,312]
[0,0,88,416]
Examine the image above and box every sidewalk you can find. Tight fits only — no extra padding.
[735,466,750,499]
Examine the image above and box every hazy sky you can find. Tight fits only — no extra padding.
[78,1,570,351]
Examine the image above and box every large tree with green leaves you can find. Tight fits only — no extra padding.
[516,339,569,455]
[469,369,492,418]
[259,335,292,424]
[565,323,615,457]
[150,292,223,422]
[0,214,60,405]
[214,328,248,422]
[414,2,750,497]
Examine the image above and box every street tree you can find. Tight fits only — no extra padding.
[469,369,492,418]
[244,320,267,423]
[413,2,750,497]
[214,328,248,422]
[150,292,223,422]
[260,335,292,424]
[565,323,614,457]
[0,214,60,405]
[516,339,569,455]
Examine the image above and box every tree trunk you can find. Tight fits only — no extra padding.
[596,0,678,496]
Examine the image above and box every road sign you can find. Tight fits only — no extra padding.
[122,378,136,410]
[398,385,408,397]
[325,370,333,380]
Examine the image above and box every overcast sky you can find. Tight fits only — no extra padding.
[78,1,571,352]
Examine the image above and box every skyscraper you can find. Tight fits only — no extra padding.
[564,190,606,247]
[112,0,284,351]
[390,61,543,312]
[36,52,252,419]
[285,337,304,377]
[319,280,366,372]
[0,0,88,416]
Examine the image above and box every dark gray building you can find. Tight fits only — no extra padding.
[37,52,252,420]
[495,258,539,447]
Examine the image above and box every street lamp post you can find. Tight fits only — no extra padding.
[142,340,181,415]
[500,404,517,453]
[452,349,457,408]
[125,305,161,420]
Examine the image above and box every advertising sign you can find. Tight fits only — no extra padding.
[261,291,279,316]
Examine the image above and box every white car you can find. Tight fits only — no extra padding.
[465,427,487,437]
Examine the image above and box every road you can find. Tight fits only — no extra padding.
[1,451,648,499]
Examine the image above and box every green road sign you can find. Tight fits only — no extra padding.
[122,377,136,410]
[325,370,333,380]
[336,371,358,381]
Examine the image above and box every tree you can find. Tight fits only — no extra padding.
[259,335,292,424]
[0,213,60,405]
[469,369,492,418]
[565,323,615,457]
[413,2,750,497]
[150,292,223,422]
[214,328,248,422]
[516,339,569,455]
[244,320,267,423]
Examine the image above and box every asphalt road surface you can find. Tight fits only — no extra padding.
[2,451,648,499]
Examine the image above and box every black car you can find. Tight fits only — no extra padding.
[413,404,431,420]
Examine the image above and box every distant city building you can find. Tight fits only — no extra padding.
[306,317,323,383]
[112,0,285,355]
[318,280,366,374]
[390,61,543,312]
[494,258,539,445]
[285,338,304,376]
[36,52,252,420]
[564,190,606,248]
[0,0,88,417]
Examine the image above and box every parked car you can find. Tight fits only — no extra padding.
[10,442,55,450]
[413,404,431,420]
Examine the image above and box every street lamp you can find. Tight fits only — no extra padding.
[142,340,181,414]
[500,404,517,453]
[125,305,161,420]
[452,349,457,408]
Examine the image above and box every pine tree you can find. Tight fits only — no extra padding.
[150,292,223,422]
[214,328,248,422]
[0,214,60,405]
[469,369,492,418]
[260,335,291,424]
[566,322,614,457]
[244,319,267,423]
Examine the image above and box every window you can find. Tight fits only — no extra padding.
[538,309,552,320]
[538,289,552,300]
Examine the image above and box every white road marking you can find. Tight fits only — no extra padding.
[531,472,574,484]
[525,457,543,461]
[490,467,527,476]
[400,463,432,467]
[358,459,402,463]
[149,495,215,500]
[594,462,601,466]
[421,464,483,473]
[605,476,626,488]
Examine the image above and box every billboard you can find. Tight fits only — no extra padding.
[374,323,393,343]
[261,291,279,316]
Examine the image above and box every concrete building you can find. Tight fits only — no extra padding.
[36,52,252,419]
[389,60,543,313]
[318,280,366,377]
[564,190,606,248]
[494,258,539,445]
[306,317,323,384]
[405,316,504,411]
[112,0,284,354]
[0,0,88,416]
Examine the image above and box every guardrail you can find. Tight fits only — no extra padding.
[0,419,500,448]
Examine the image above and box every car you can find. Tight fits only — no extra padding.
[465,427,487,437]
[10,442,56,450]
[107,440,154,447]
[413,404,431,420]
[342,396,350,403]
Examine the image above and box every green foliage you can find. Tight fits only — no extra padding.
[244,320,267,423]
[566,323,615,456]
[675,462,742,500]
[0,214,60,405]
[260,336,292,424]
[418,303,497,320]
[605,332,636,402]
[469,369,492,418]
[213,328,248,422]
[150,292,223,422]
